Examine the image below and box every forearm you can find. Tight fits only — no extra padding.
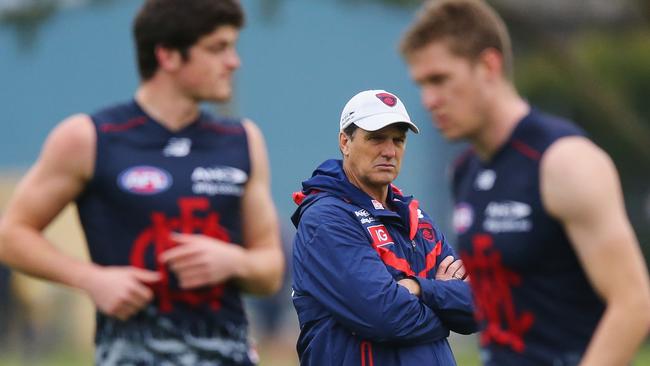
[413,277,477,334]
[0,225,96,291]
[235,245,284,295]
[579,300,650,365]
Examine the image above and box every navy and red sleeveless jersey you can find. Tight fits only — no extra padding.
[451,108,605,366]
[76,100,255,365]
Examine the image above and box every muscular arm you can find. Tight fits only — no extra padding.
[541,137,650,366]
[235,120,284,294]
[0,115,160,320]
[0,115,96,287]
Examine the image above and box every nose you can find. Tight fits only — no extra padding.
[380,141,398,159]
[421,85,441,111]
[226,48,241,70]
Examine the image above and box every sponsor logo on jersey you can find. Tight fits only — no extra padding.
[355,209,370,217]
[163,137,192,157]
[367,225,394,248]
[118,166,172,195]
[191,166,248,196]
[371,200,384,210]
[355,209,376,224]
[453,202,474,234]
[475,169,496,191]
[483,200,532,233]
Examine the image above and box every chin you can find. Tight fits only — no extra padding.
[209,93,232,103]
[371,174,396,186]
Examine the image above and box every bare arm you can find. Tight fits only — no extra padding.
[541,137,650,366]
[161,120,284,295]
[235,119,284,294]
[0,115,160,320]
[0,115,95,286]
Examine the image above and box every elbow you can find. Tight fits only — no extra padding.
[260,256,286,295]
[609,287,650,331]
[0,226,9,264]
[256,273,284,296]
[242,263,285,296]
[631,289,650,325]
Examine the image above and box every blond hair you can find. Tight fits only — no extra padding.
[400,0,513,78]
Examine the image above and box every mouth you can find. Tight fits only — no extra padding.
[375,163,396,170]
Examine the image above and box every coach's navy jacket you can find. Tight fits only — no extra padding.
[291,159,476,366]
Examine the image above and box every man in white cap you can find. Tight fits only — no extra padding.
[289,90,476,366]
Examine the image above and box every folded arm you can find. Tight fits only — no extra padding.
[294,212,450,343]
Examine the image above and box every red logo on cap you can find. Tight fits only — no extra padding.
[376,93,397,107]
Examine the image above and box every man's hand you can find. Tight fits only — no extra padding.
[159,233,245,289]
[83,266,160,321]
[436,255,468,281]
[397,277,421,297]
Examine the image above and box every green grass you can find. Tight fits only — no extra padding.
[0,339,649,365]
[449,337,650,366]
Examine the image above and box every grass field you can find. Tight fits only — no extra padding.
[1,337,649,365]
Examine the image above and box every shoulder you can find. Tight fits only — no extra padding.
[299,195,360,229]
[540,136,617,220]
[303,195,355,219]
[516,109,586,155]
[47,114,95,154]
[242,118,264,144]
[38,114,95,179]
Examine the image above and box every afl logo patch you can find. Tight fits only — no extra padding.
[375,92,397,107]
[118,166,172,195]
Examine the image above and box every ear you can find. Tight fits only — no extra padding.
[339,131,350,156]
[478,48,504,81]
[155,45,183,72]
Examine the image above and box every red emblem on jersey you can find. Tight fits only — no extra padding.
[461,234,535,353]
[418,222,436,241]
[130,197,230,313]
[367,225,394,248]
[375,92,397,107]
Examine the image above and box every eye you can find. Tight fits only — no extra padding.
[365,133,380,140]
[424,74,448,86]
[204,42,229,54]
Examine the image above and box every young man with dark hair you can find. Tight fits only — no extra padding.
[401,1,650,365]
[0,0,283,364]
[291,90,476,365]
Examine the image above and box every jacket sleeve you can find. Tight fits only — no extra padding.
[413,235,478,334]
[294,209,450,344]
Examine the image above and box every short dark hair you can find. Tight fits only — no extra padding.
[400,0,513,78]
[343,123,359,139]
[133,0,245,80]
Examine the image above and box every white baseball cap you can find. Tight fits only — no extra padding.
[340,89,419,134]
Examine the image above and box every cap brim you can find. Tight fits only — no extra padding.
[353,113,420,134]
